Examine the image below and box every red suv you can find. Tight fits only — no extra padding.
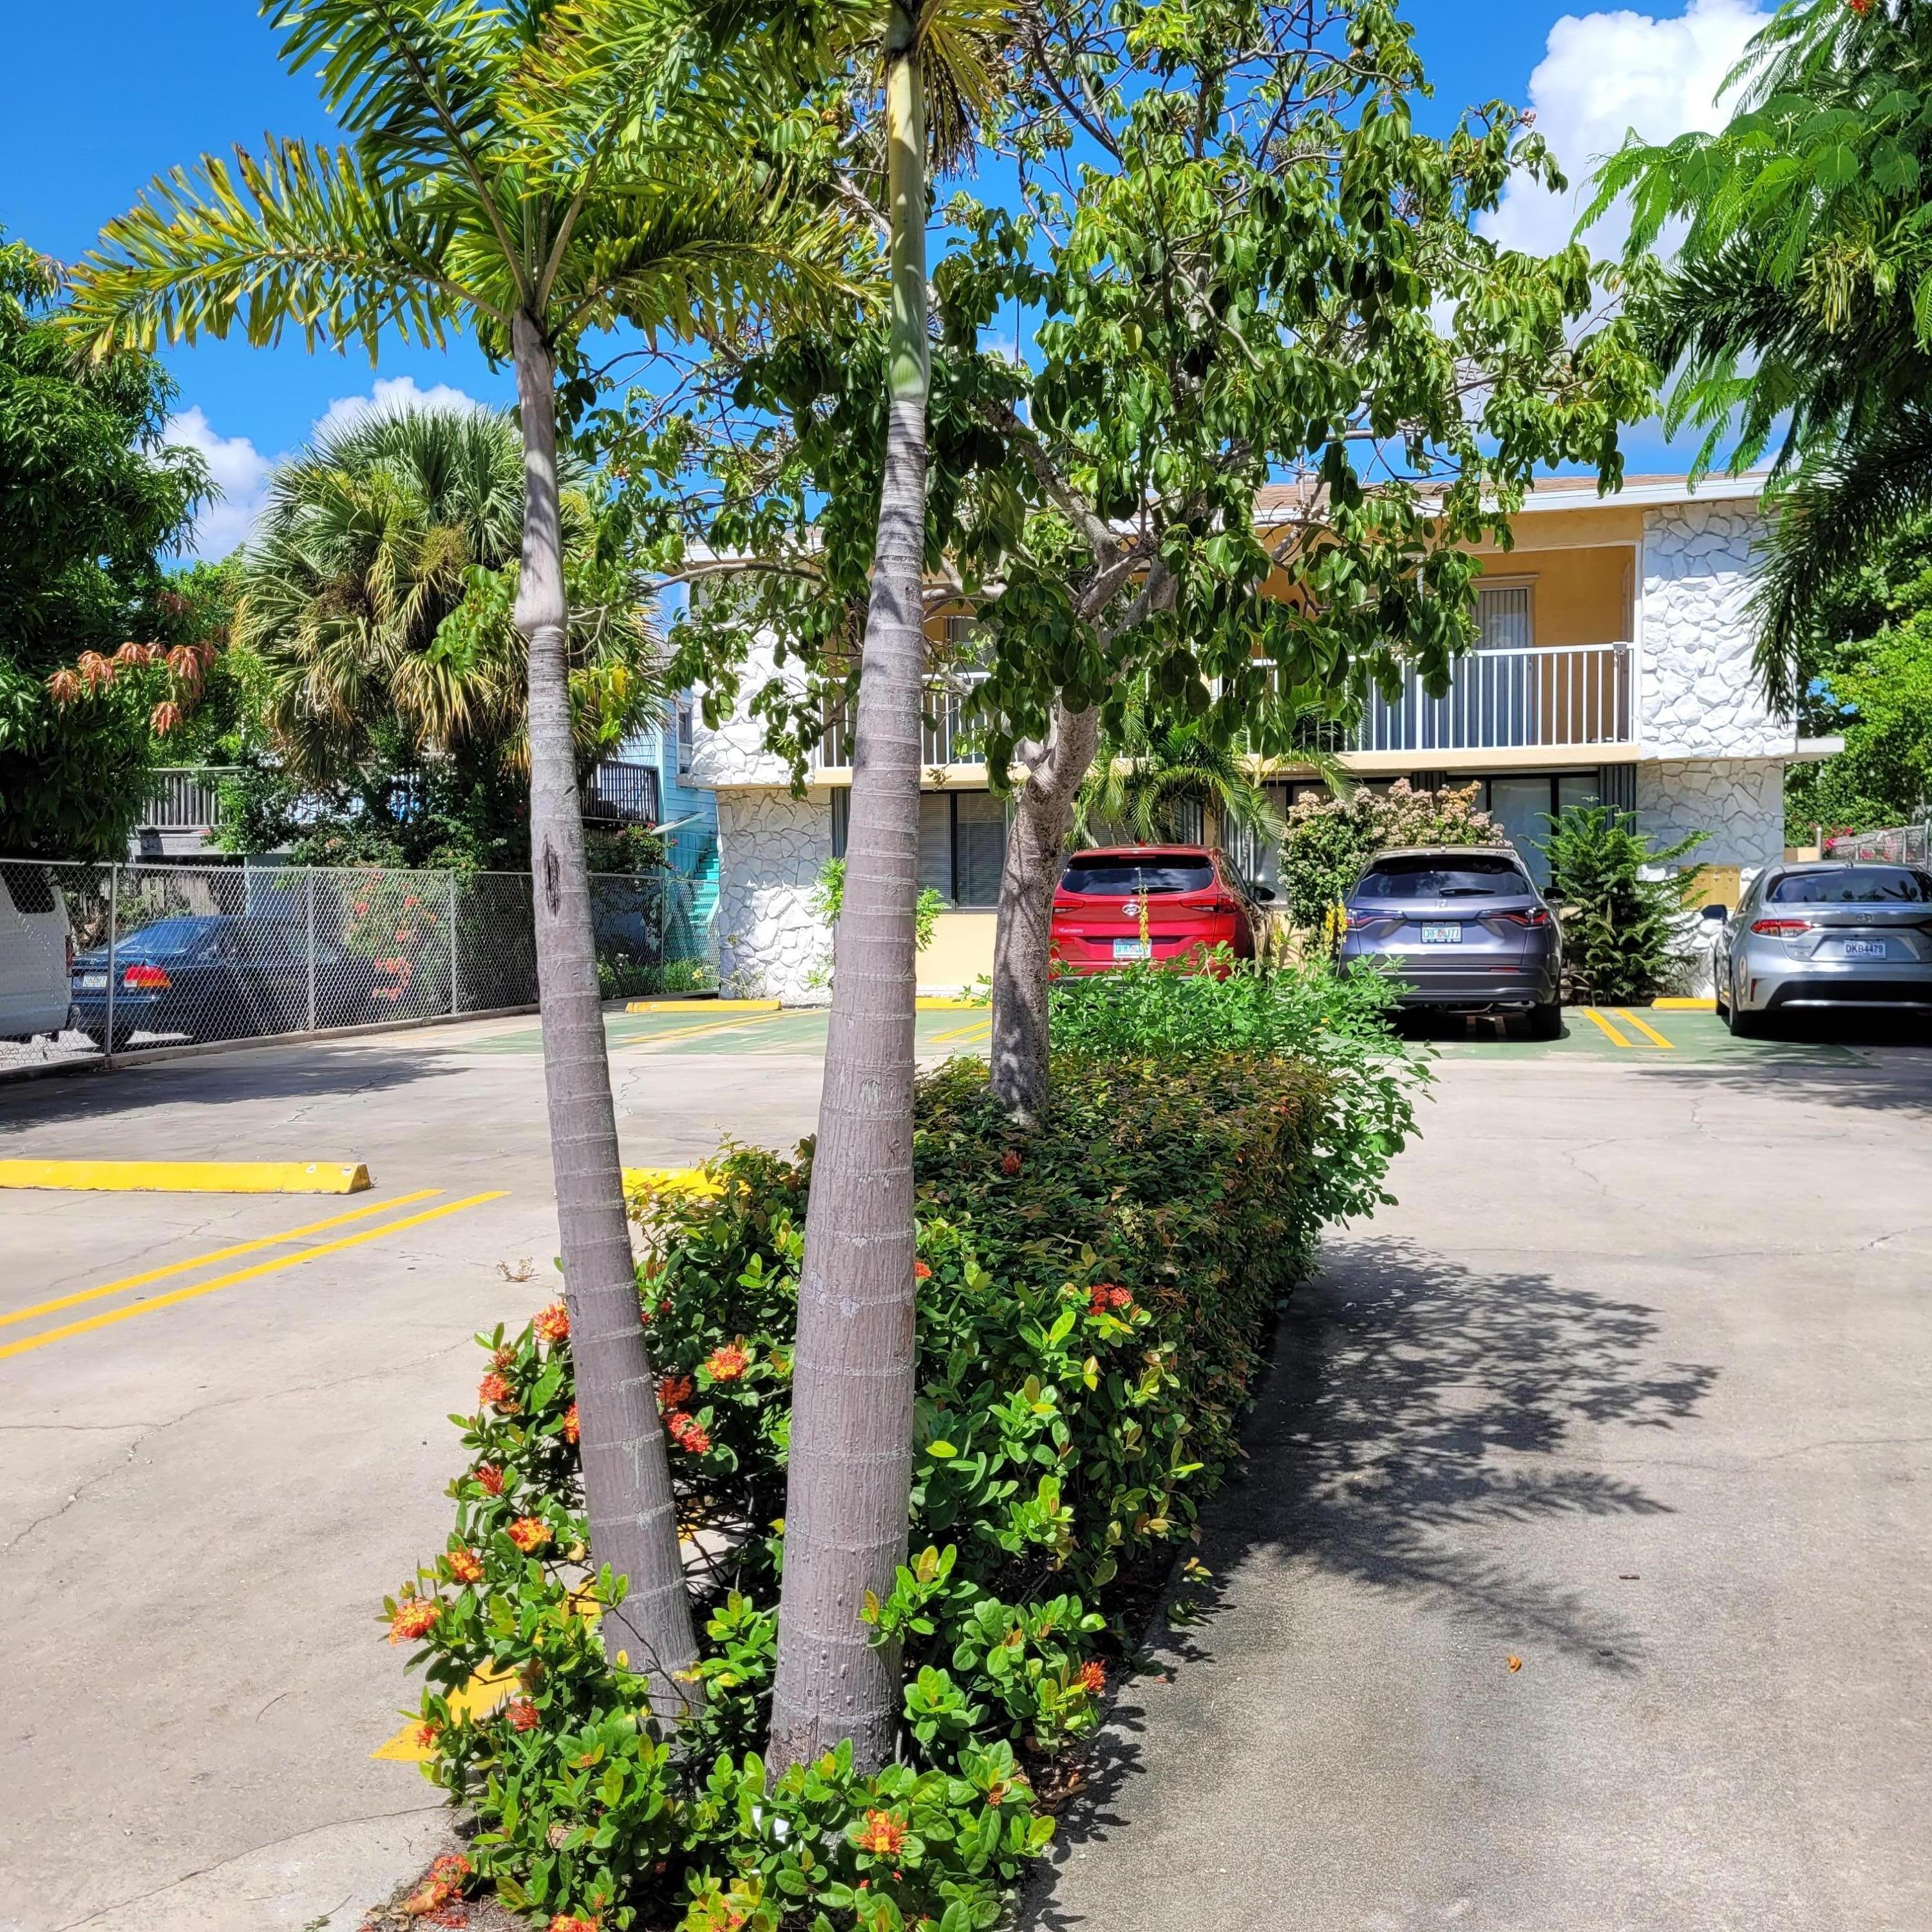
[1050,846,1267,976]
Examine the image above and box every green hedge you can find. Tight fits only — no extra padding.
[386,1034,1422,1930]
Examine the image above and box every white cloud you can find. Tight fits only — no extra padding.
[165,406,276,561]
[312,373,495,442]
[166,375,495,560]
[1479,0,1773,260]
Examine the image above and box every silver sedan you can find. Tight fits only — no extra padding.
[1714,861,1932,1036]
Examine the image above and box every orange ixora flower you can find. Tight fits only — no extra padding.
[413,1721,440,1751]
[855,1810,907,1857]
[1077,1659,1107,1696]
[388,1598,440,1645]
[913,1260,932,1281]
[478,1371,516,1411]
[446,1547,485,1584]
[667,1410,711,1454]
[533,1301,571,1345]
[705,1341,750,1382]
[1088,1283,1133,1316]
[547,1916,600,1932]
[658,1372,694,1414]
[491,1345,516,1369]
[507,1517,551,1553]
[562,1403,580,1445]
[474,1463,506,1495]
[428,1854,472,1884]
[505,1697,541,1731]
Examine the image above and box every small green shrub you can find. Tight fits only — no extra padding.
[598,952,718,999]
[388,1040,1419,1927]
[806,857,945,988]
[1542,806,1705,1005]
[1277,779,1504,933]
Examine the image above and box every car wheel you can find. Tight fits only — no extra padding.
[1725,995,1763,1038]
[1523,1001,1563,1040]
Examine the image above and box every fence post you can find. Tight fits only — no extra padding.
[448,870,460,1014]
[305,870,317,1032]
[104,863,119,1065]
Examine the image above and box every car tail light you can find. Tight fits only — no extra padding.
[1488,907,1552,928]
[123,963,171,990]
[1750,918,1812,938]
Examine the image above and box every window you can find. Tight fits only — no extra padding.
[1477,583,1532,653]
[1769,867,1931,904]
[675,696,695,779]
[829,789,849,859]
[1061,857,1215,895]
[1356,853,1531,900]
[952,792,1007,907]
[1482,771,1601,886]
[918,795,952,898]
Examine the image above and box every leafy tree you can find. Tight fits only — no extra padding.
[1790,614,1932,837]
[1589,0,1932,704]
[66,0,849,1716]
[0,236,213,858]
[220,401,659,868]
[1543,806,1703,1006]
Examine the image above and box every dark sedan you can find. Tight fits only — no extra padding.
[71,914,381,1050]
[1339,846,1562,1037]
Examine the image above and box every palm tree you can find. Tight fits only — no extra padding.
[238,401,654,791]
[65,0,844,1718]
[768,0,1015,1774]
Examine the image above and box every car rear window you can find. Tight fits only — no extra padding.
[1769,867,1931,904]
[1061,859,1215,895]
[1354,854,1530,900]
[124,918,227,958]
[0,862,57,915]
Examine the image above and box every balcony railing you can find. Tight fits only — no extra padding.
[583,759,661,826]
[815,672,989,770]
[1352,643,1631,755]
[141,766,238,831]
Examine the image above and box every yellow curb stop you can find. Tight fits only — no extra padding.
[916,997,990,1010]
[1654,997,1717,1010]
[623,998,780,1014]
[623,1166,726,1198]
[0,1159,372,1195]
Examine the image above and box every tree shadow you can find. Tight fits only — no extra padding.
[1019,1239,1718,1920]
[1638,1010,1932,1117]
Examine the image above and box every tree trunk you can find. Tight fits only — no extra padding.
[511,309,698,1718]
[989,702,1097,1118]
[768,15,927,1776]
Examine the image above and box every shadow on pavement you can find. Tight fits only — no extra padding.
[1637,1009,1932,1115]
[1021,1239,1718,1917]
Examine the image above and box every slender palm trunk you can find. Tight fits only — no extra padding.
[768,17,927,1775]
[989,702,1096,1118]
[511,310,697,1718]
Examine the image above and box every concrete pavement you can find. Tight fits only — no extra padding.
[1026,1040,1932,1932]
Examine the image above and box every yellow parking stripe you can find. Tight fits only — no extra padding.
[930,1017,993,1043]
[1578,1007,1635,1048]
[0,1191,505,1361]
[1618,1009,1676,1050]
[0,1159,371,1194]
[0,1189,444,1332]
[615,1013,775,1050]
[623,998,779,1014]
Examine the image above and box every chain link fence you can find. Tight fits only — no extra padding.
[0,838,715,1078]
[1823,822,1931,867]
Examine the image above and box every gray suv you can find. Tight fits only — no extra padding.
[1714,860,1932,1035]
[1340,846,1563,1037]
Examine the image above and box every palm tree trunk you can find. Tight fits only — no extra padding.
[989,702,1096,1118]
[511,309,698,1718]
[768,14,927,1776]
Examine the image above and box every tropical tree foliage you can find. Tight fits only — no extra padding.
[0,235,213,858]
[66,0,853,1717]
[1590,0,1932,705]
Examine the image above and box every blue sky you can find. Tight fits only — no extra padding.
[1,0,1773,554]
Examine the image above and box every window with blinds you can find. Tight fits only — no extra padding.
[1476,584,1532,652]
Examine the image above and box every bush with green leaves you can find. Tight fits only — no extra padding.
[387,1029,1418,1927]
[806,857,947,989]
[1542,806,1705,1005]
[1276,780,1506,933]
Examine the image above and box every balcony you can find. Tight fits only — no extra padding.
[582,759,661,826]
[1351,643,1632,757]
[815,672,989,771]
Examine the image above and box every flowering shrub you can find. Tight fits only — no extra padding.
[388,1042,1417,1927]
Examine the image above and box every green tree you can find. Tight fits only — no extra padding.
[66,0,848,1716]
[1543,806,1704,1006]
[1589,0,1932,704]
[223,400,659,867]
[1790,615,1932,837]
[0,236,213,858]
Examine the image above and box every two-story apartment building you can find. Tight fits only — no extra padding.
[691,475,1835,1000]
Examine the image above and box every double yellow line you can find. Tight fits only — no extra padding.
[0,1188,506,1361]
[1577,1007,1676,1050]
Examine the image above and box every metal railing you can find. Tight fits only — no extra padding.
[1352,643,1632,755]
[0,840,715,1078]
[140,767,238,831]
[815,672,990,770]
[583,759,661,825]
[1824,822,1931,866]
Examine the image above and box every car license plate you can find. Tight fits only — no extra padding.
[1419,924,1462,945]
[79,973,108,990]
[1842,939,1886,960]
[1112,938,1150,961]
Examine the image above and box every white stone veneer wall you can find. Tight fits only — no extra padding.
[1640,504,1793,760]
[1635,758,1785,869]
[712,789,834,1002]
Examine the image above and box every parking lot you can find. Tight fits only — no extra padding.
[3,1002,1930,1930]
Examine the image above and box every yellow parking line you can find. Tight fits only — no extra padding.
[1618,1009,1676,1050]
[0,1159,372,1194]
[0,1191,506,1361]
[1578,1007,1634,1048]
[0,1189,444,1332]
[930,1017,993,1043]
[616,1013,777,1050]
[623,998,779,1014]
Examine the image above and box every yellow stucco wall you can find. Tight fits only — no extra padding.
[918,910,996,993]
[1473,542,1633,647]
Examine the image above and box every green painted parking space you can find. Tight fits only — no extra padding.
[1430,1005,1866,1062]
[467,1005,993,1057]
